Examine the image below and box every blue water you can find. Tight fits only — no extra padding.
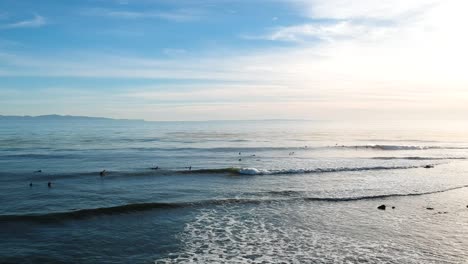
[1,120,468,263]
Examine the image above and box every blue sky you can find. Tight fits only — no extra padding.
[1,0,467,120]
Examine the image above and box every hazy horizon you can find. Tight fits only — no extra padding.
[3,114,468,124]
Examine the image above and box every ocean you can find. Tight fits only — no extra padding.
[1,119,468,263]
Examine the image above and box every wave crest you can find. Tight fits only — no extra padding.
[371,156,466,160]
[237,164,434,175]
[2,184,467,223]
[339,144,468,150]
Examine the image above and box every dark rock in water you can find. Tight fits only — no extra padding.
[426,207,434,210]
[392,206,395,209]
[377,205,386,210]
[424,165,434,169]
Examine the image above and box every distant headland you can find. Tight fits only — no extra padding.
[0,114,145,123]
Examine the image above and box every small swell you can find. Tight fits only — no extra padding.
[237,164,435,175]
[265,185,468,201]
[0,153,78,159]
[337,145,468,151]
[0,163,440,181]
[181,168,241,175]
[2,185,467,223]
[266,190,303,196]
[128,146,309,152]
[303,185,468,202]
[371,156,466,160]
[0,202,184,223]
[179,164,432,176]
[0,200,261,223]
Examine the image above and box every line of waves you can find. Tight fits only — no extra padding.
[1,185,467,223]
[371,156,466,160]
[2,144,468,154]
[266,185,468,201]
[0,163,440,181]
[338,144,468,150]
[190,164,437,176]
[0,153,79,159]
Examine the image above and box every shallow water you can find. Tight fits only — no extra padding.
[1,120,468,263]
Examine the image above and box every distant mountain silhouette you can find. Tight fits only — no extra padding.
[0,114,145,123]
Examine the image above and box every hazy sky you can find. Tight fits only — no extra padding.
[1,0,467,121]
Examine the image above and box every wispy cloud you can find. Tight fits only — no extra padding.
[1,15,46,29]
[82,8,202,22]
[248,21,394,42]
[122,84,304,103]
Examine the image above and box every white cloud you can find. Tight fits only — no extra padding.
[1,15,46,29]
[259,21,394,42]
[291,0,437,20]
[253,0,445,44]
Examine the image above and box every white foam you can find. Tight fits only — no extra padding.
[237,164,429,176]
[238,168,270,175]
[154,202,451,263]
[345,144,435,150]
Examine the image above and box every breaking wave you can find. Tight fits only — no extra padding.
[337,144,468,150]
[1,163,438,181]
[235,164,435,175]
[182,164,436,176]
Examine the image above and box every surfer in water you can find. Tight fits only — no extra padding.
[100,170,107,176]
[47,182,52,188]
[151,166,159,170]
